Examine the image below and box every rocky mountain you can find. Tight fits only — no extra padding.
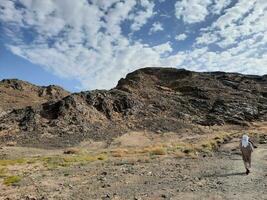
[0,68,266,147]
[0,79,70,115]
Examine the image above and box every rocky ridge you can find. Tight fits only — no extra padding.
[0,68,266,147]
[0,79,70,112]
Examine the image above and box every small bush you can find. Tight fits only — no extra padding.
[42,156,69,169]
[3,175,22,186]
[0,168,7,178]
[183,148,194,154]
[97,154,107,160]
[6,141,17,147]
[63,148,79,154]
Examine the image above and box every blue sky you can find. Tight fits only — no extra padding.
[0,42,80,91]
[0,0,267,92]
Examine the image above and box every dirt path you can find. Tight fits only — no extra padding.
[175,139,267,200]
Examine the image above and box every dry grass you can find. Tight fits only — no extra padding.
[105,131,239,160]
[141,146,167,155]
[110,149,129,157]
[249,131,267,139]
[194,132,236,153]
[42,153,107,169]
[0,153,107,172]
[149,147,167,155]
[63,154,107,163]
[0,158,28,166]
[158,131,239,157]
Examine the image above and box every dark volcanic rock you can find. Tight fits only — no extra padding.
[0,68,266,147]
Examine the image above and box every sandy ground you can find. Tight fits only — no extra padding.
[0,129,267,200]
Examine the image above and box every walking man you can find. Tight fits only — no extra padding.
[240,134,256,175]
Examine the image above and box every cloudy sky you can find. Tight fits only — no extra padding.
[0,0,267,91]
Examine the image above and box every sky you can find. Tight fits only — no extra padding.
[0,0,267,92]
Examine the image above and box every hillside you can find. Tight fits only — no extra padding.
[0,68,267,147]
[0,79,70,115]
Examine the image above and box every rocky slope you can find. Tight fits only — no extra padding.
[0,79,70,114]
[0,68,266,147]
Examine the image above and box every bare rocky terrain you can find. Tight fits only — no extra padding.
[0,67,267,199]
[0,124,267,200]
[0,68,267,147]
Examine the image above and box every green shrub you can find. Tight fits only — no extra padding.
[3,175,22,186]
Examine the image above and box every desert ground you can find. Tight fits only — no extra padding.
[1,123,267,200]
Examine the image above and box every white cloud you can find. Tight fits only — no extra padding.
[174,0,267,75]
[152,42,172,55]
[1,0,267,91]
[214,0,256,30]
[0,0,23,23]
[175,0,212,24]
[149,22,164,34]
[130,0,155,31]
[210,0,231,14]
[0,0,162,89]
[174,0,232,24]
[175,33,187,41]
[104,1,136,37]
[92,0,120,11]
[0,0,161,89]
[196,0,267,48]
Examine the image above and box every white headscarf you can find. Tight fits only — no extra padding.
[241,134,249,147]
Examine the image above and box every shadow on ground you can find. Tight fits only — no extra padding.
[204,172,246,178]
